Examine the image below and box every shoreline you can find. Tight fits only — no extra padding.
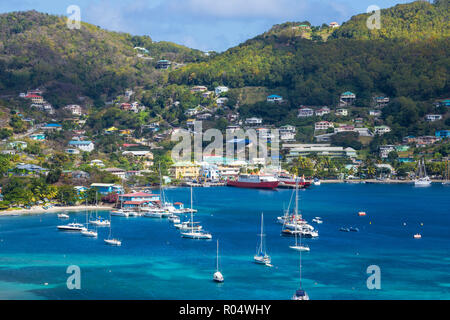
[0,205,114,217]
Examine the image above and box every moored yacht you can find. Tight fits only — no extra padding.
[414,159,432,186]
[57,222,86,232]
[213,239,224,283]
[254,213,271,266]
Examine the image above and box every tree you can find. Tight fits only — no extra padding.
[57,185,78,205]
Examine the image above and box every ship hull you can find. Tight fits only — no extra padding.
[227,180,279,190]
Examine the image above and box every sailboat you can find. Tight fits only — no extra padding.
[443,159,450,186]
[180,187,212,239]
[414,159,431,186]
[213,240,224,282]
[254,213,271,266]
[81,208,98,238]
[104,212,121,246]
[289,181,310,252]
[291,245,309,300]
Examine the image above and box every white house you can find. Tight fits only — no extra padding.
[266,95,283,103]
[379,145,395,159]
[374,126,391,135]
[245,117,262,125]
[64,104,83,116]
[369,110,382,117]
[297,107,314,117]
[315,121,334,131]
[215,86,229,95]
[68,140,95,152]
[336,108,348,116]
[425,114,443,122]
[315,107,330,116]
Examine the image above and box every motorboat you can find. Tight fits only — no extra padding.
[181,230,212,239]
[340,227,350,232]
[358,211,366,216]
[349,227,359,232]
[110,210,130,217]
[312,217,323,224]
[57,213,69,219]
[57,222,86,232]
[81,229,98,237]
[104,238,122,246]
[413,233,422,239]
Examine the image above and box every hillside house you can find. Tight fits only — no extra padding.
[68,140,95,152]
[156,59,171,69]
[339,91,356,107]
[315,121,334,131]
[297,107,314,117]
[266,95,283,103]
[315,107,330,116]
[425,114,443,122]
[244,117,262,125]
[215,86,229,95]
[374,126,391,135]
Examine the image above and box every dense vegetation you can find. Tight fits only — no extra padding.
[0,10,206,107]
[170,1,448,105]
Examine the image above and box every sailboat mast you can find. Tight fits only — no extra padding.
[216,239,219,272]
[190,186,193,229]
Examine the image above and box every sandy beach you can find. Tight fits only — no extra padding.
[0,205,114,216]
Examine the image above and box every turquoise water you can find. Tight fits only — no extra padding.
[0,184,449,300]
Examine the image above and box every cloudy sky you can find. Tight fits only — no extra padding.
[0,0,411,52]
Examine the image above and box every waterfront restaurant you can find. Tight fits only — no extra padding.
[118,192,160,209]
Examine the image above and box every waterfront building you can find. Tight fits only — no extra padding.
[170,161,201,179]
[90,183,124,195]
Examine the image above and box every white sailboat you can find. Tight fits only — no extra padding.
[289,181,310,252]
[414,159,432,186]
[89,211,111,226]
[213,239,224,282]
[180,187,212,240]
[254,213,271,266]
[104,212,121,246]
[81,209,98,238]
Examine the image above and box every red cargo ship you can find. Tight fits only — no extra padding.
[227,174,279,190]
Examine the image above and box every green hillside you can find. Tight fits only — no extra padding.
[0,10,206,106]
[169,0,449,106]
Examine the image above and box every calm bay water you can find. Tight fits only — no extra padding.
[0,184,449,300]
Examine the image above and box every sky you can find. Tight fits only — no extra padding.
[0,0,413,52]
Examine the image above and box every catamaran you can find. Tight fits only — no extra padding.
[213,239,224,283]
[291,245,309,300]
[180,187,212,240]
[289,181,310,252]
[254,213,271,266]
[104,212,121,246]
[414,159,432,186]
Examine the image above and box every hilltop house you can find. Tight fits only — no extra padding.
[68,140,95,152]
[244,117,262,125]
[339,91,356,107]
[374,125,391,135]
[336,108,348,116]
[24,94,44,104]
[315,107,330,116]
[156,59,171,69]
[297,107,314,117]
[425,114,443,122]
[64,104,83,116]
[215,86,229,95]
[315,121,334,131]
[266,95,283,103]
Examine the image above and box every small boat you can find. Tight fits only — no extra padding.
[358,211,366,216]
[312,217,323,224]
[254,213,271,265]
[289,245,310,252]
[57,222,86,232]
[312,178,321,186]
[104,238,122,246]
[213,239,224,283]
[413,233,422,239]
[339,227,350,232]
[89,215,110,227]
[57,213,69,219]
[110,210,130,217]
[168,214,181,224]
[81,229,98,237]
[349,227,359,232]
